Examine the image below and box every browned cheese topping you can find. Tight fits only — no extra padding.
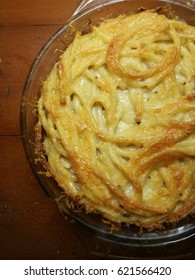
[36,11,195,229]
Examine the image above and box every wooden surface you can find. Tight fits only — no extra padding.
[0,0,102,260]
[1,0,194,260]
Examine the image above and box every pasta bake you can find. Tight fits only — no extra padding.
[35,11,195,230]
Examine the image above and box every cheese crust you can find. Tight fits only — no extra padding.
[36,11,195,229]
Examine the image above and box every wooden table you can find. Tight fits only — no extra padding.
[1,0,194,261]
[0,0,104,260]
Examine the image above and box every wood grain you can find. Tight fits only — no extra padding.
[0,136,96,259]
[0,0,99,260]
[0,25,60,135]
[0,0,80,25]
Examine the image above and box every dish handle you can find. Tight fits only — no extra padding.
[71,0,112,18]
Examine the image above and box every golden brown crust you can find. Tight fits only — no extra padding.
[35,11,195,230]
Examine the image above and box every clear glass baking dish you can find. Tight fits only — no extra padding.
[20,0,195,259]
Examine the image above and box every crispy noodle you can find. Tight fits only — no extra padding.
[36,11,195,229]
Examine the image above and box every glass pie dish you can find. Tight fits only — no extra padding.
[20,0,195,259]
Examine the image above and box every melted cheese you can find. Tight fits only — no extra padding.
[37,11,195,229]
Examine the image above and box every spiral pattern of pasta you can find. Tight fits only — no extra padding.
[36,11,195,229]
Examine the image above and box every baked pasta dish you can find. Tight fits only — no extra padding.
[35,10,195,230]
